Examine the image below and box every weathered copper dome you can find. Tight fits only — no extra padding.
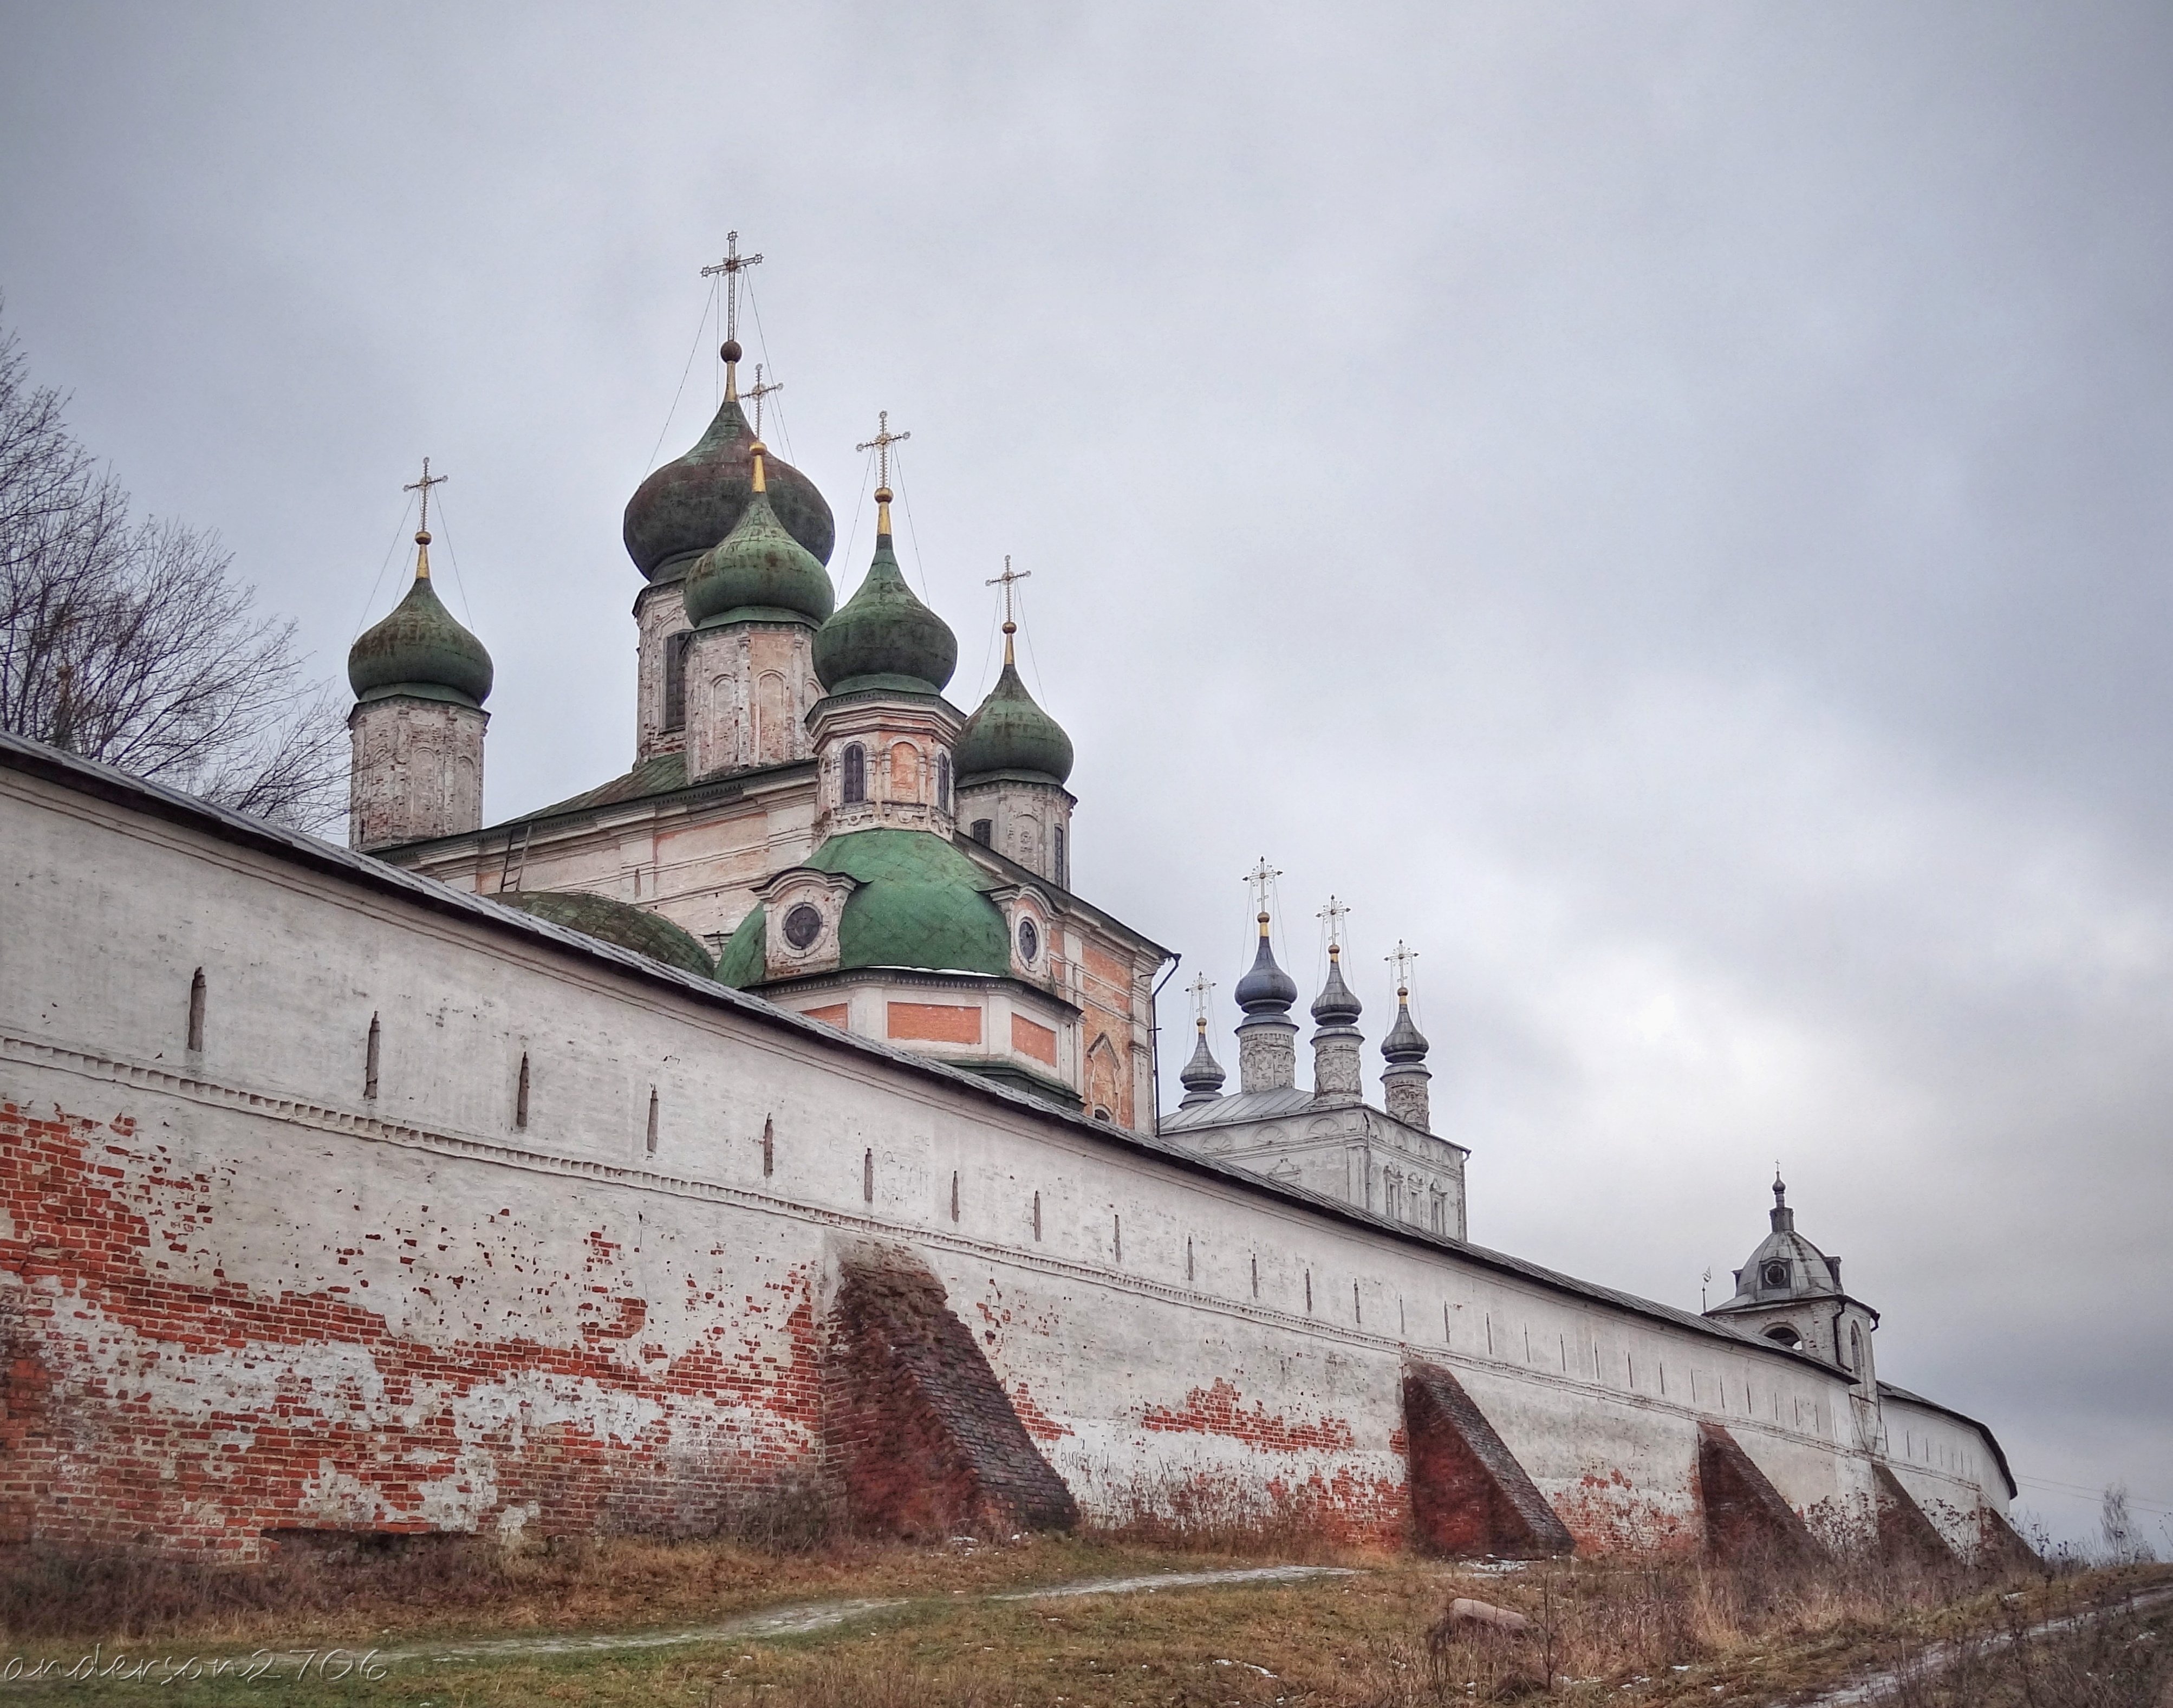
[622,369,834,584]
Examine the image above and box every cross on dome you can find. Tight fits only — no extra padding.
[404,457,446,535]
[856,410,910,491]
[1386,939,1419,995]
[986,555,1032,664]
[1245,858,1281,922]
[1318,894,1351,953]
[746,362,783,437]
[1187,972,1215,1025]
[700,230,763,347]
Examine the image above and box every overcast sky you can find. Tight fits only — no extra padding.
[4,2,2168,1549]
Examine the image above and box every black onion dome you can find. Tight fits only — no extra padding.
[1234,924,1298,1014]
[1310,949,1363,1026]
[623,390,835,583]
[1382,992,1429,1063]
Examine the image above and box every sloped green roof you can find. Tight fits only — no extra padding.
[497,889,716,979]
[715,828,1009,989]
[954,655,1074,784]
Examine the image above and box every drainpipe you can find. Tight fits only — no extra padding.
[1148,952,1182,1136]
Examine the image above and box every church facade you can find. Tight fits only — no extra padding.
[0,314,2027,1565]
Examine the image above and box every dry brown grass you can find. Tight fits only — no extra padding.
[1,1529,2164,1707]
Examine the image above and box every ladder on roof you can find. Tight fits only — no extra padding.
[497,822,531,894]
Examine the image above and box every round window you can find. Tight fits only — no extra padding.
[783,903,824,951]
[1017,917,1040,964]
[1761,1260,1790,1289]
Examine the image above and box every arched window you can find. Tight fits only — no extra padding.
[970,818,992,845]
[841,743,866,805]
[662,631,692,732]
[889,742,918,800]
[937,752,952,813]
[1847,1322,1863,1375]
[1764,1323,1801,1348]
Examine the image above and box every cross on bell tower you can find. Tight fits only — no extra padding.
[1386,939,1419,995]
[1187,971,1215,1025]
[1246,858,1281,921]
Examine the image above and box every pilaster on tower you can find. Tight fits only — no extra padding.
[1380,941,1432,1132]
[1309,898,1364,1105]
[1233,861,1299,1093]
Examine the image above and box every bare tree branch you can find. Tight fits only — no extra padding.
[0,304,347,831]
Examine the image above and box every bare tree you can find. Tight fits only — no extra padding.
[0,307,346,830]
[2100,1482,2154,1564]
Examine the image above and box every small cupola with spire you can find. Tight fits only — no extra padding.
[806,414,964,839]
[954,556,1077,887]
[1707,1175,1883,1408]
[347,459,493,852]
[1309,897,1364,1105]
[1178,972,1227,1107]
[623,236,837,764]
[1379,940,1432,1132]
[1233,861,1300,1093]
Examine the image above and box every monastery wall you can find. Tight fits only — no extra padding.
[0,748,2010,1558]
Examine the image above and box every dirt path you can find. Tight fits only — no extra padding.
[362,1562,1357,1667]
[1794,1582,2173,1707]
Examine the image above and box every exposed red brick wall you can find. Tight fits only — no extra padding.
[1872,1462,1954,1566]
[0,1099,823,1555]
[821,1243,1076,1540]
[1695,1421,1821,1566]
[1142,1379,1357,1454]
[1403,1359,1575,1558]
[887,1003,981,1044]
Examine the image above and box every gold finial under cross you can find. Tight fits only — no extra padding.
[1317,894,1351,954]
[405,457,447,535]
[985,554,1031,663]
[746,362,783,436]
[1386,939,1419,996]
[1187,972,1216,1029]
[700,230,764,345]
[856,410,910,491]
[1245,858,1281,924]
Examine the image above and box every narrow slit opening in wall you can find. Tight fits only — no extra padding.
[1304,1270,1312,1313]
[950,1170,959,1222]
[862,1148,873,1204]
[646,1087,658,1155]
[515,1053,530,1129]
[1112,1213,1121,1262]
[1185,1236,1193,1284]
[364,1013,381,1101]
[762,1115,773,1177]
[186,967,206,1053]
[1353,1281,1361,1323]
[1250,1254,1258,1300]
[1032,1191,1042,1242]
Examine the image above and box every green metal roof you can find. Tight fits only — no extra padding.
[496,889,715,979]
[811,531,957,696]
[954,654,1074,784]
[716,827,1009,988]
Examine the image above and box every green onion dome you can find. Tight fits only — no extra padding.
[715,827,1008,988]
[347,534,493,707]
[497,889,715,979]
[811,489,957,696]
[622,347,835,584]
[953,644,1074,784]
[682,443,835,628]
